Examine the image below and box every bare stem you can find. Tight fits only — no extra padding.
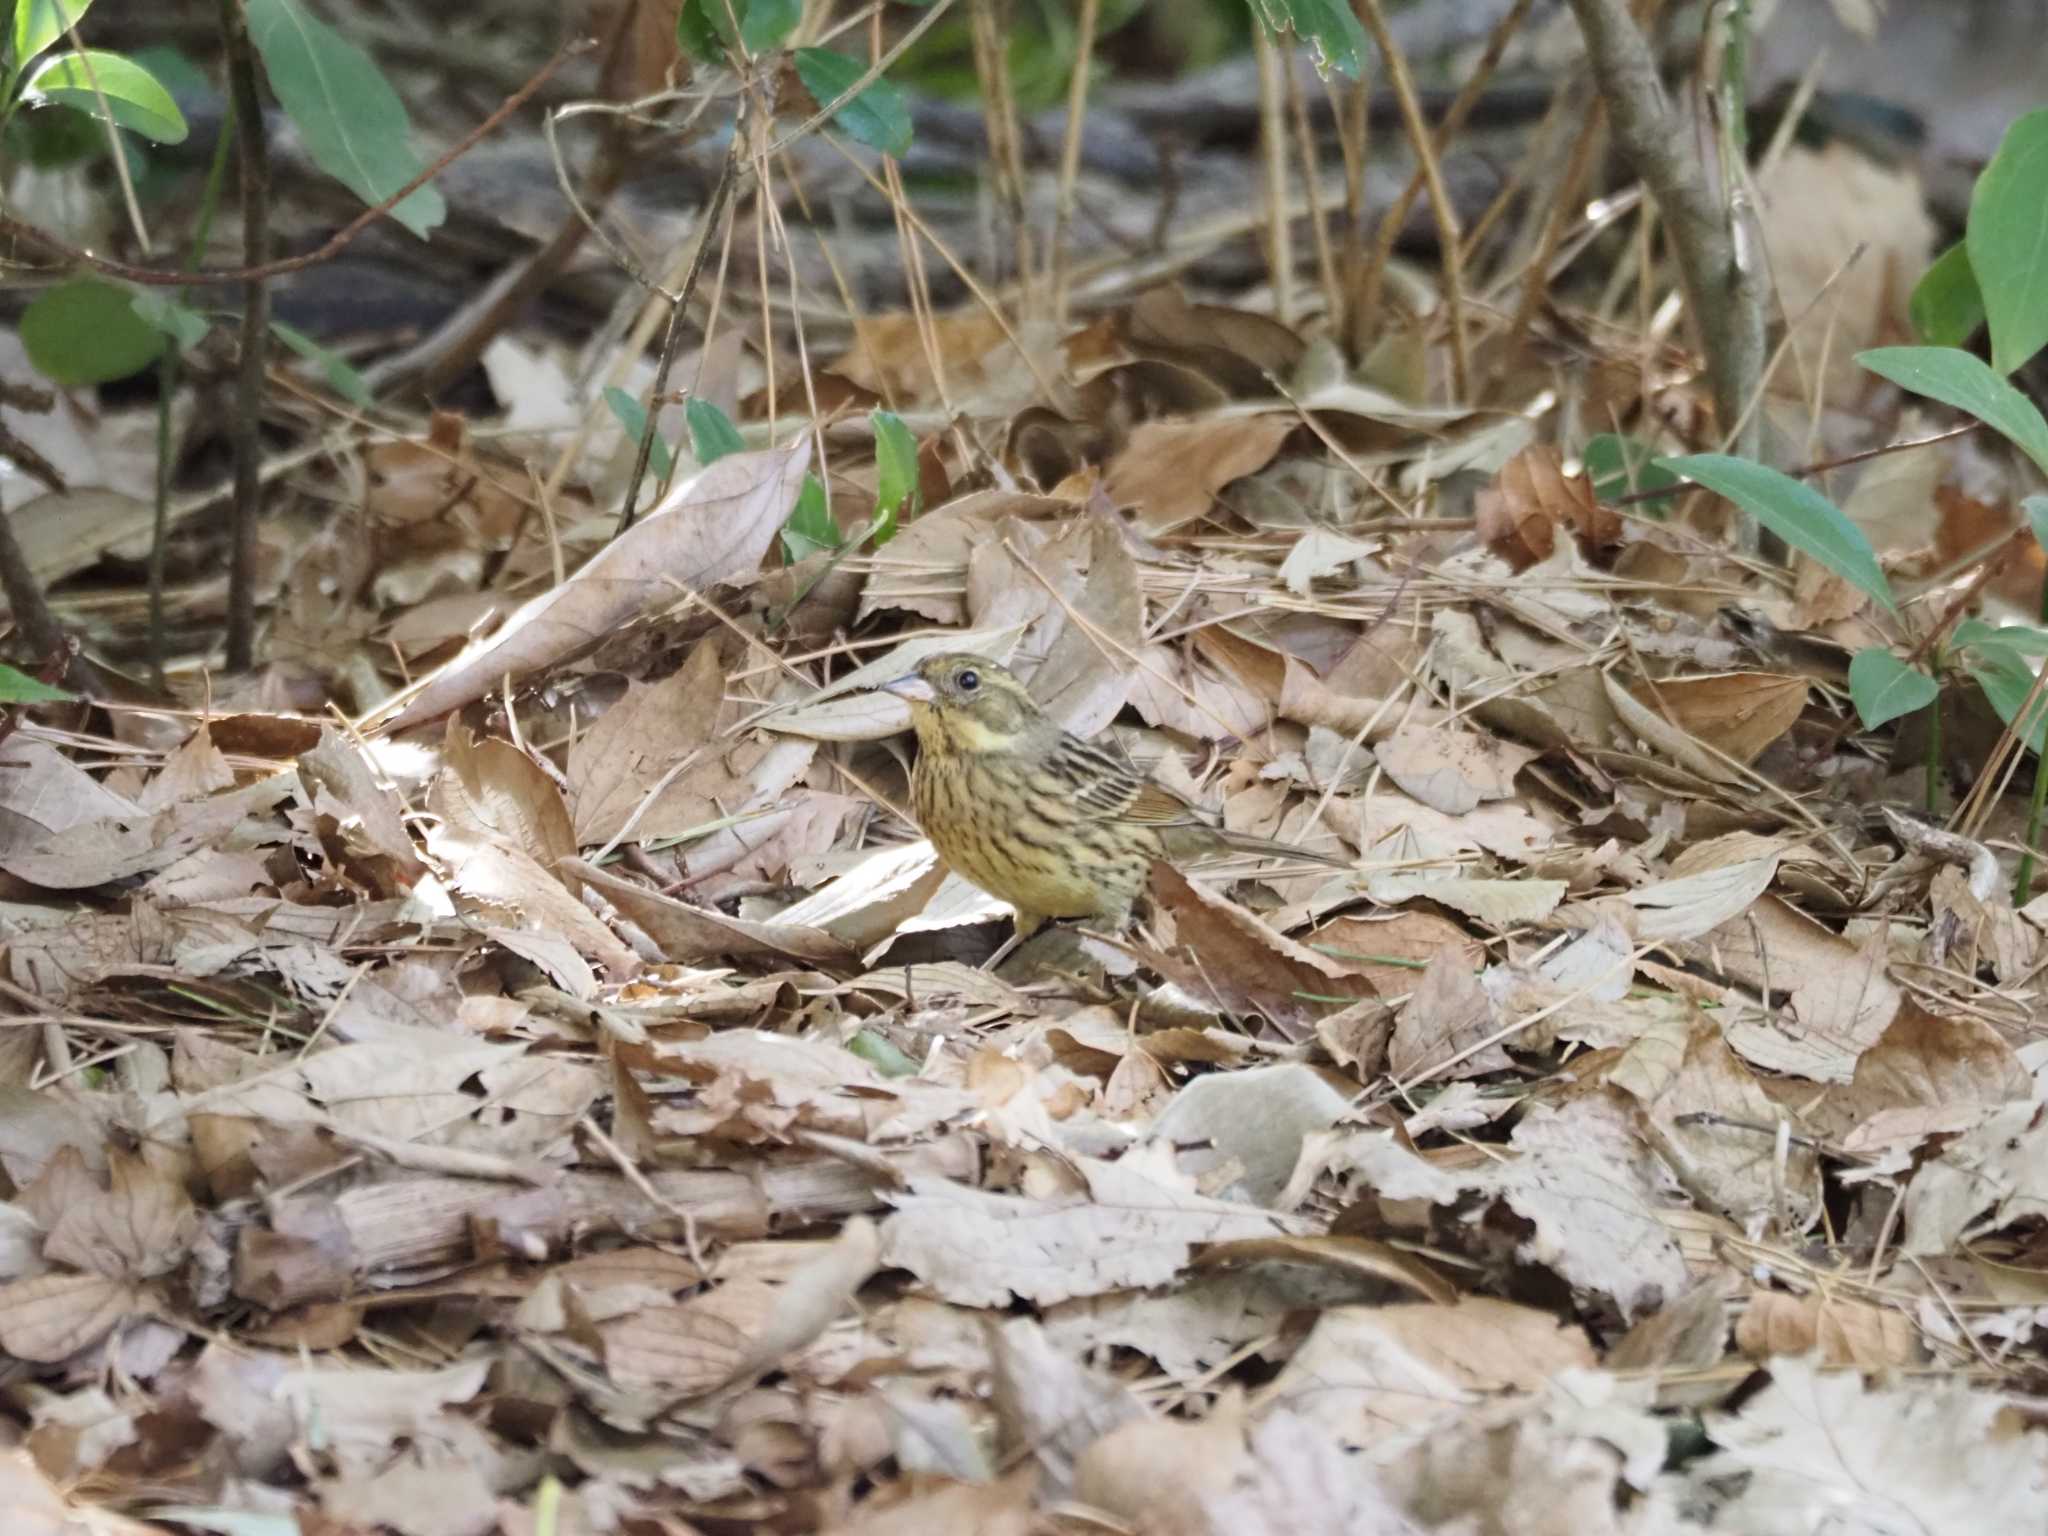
[1565,0,1766,481]
[219,0,271,673]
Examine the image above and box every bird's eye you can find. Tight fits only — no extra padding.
[957,669,980,693]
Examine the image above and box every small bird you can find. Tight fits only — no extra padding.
[881,653,1350,946]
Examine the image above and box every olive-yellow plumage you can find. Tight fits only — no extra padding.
[883,653,1347,941]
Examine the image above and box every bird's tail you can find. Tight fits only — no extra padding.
[1212,827,1354,870]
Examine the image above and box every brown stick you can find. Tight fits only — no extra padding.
[1355,0,1472,401]
[219,0,271,674]
[1356,0,1534,345]
[1565,0,1765,474]
[244,1134,981,1307]
[0,481,68,668]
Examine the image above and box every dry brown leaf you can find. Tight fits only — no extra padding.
[1625,1019,1822,1231]
[1725,926,1898,1082]
[297,725,428,891]
[1258,1298,1595,1443]
[1026,510,1145,734]
[1627,673,1809,768]
[1296,1094,1690,1321]
[1145,863,1375,1037]
[1106,415,1294,536]
[43,1148,196,1281]
[0,1270,136,1363]
[1608,1274,1733,1373]
[0,772,294,890]
[1373,719,1540,816]
[571,857,852,967]
[1735,1290,1923,1369]
[830,309,1013,401]
[1388,947,1510,1081]
[881,1150,1314,1308]
[1475,444,1616,569]
[364,443,809,734]
[1308,911,1483,999]
[822,1471,1036,1536]
[1829,1000,2031,1152]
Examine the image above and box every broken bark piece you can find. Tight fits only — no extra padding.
[237,1134,980,1308]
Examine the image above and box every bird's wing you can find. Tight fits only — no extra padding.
[1057,734,1210,827]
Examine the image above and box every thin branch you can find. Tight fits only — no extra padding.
[616,137,741,535]
[0,38,590,290]
[1565,0,1766,480]
[219,0,271,674]
[1050,0,1099,327]
[1356,0,1472,401]
[1358,0,1534,342]
[0,481,68,669]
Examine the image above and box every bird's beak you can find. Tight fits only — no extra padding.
[880,673,936,703]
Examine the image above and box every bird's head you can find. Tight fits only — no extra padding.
[880,653,1041,753]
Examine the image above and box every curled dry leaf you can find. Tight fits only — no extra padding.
[1143,863,1375,1038]
[1475,444,1619,570]
[363,443,809,735]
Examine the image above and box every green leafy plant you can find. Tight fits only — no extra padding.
[242,0,444,238]
[1722,100,2048,893]
[672,0,919,158]
[0,660,74,704]
[1246,0,1366,78]
[605,389,675,480]
[870,408,920,546]
[3,0,188,146]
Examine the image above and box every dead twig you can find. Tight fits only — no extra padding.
[219,0,272,673]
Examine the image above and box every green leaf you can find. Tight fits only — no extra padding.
[1660,452,1895,613]
[779,473,838,563]
[20,50,187,143]
[21,278,164,385]
[1968,108,2048,376]
[2027,494,2048,559]
[1954,617,2048,658]
[1910,242,1985,348]
[604,387,673,479]
[6,102,102,169]
[125,43,213,105]
[870,408,919,545]
[686,398,747,464]
[844,1028,919,1077]
[1583,433,1680,514]
[1847,648,1938,730]
[674,0,727,64]
[1971,648,2048,755]
[130,291,209,349]
[243,0,445,238]
[9,0,94,73]
[1859,345,2048,479]
[268,318,370,406]
[1247,0,1366,79]
[0,662,74,704]
[740,0,803,52]
[793,47,913,157]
